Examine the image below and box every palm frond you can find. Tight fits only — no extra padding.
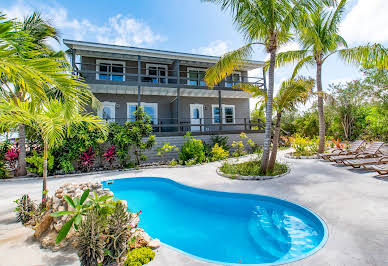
[338,43,388,70]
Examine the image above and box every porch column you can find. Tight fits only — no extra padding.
[176,60,181,132]
[218,90,223,131]
[71,49,76,75]
[137,55,141,108]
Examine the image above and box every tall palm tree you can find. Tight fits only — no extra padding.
[273,0,387,153]
[242,77,314,169]
[204,0,321,172]
[0,98,107,201]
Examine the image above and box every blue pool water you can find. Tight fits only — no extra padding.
[102,177,327,265]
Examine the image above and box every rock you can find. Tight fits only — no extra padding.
[56,194,63,199]
[54,222,63,232]
[130,228,151,248]
[34,213,53,238]
[56,188,63,194]
[41,231,57,249]
[147,239,161,249]
[57,206,65,212]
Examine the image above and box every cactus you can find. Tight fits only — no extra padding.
[15,194,36,224]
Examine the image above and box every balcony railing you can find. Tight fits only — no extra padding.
[73,62,265,90]
[101,117,265,136]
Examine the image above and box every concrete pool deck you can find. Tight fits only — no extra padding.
[0,150,387,266]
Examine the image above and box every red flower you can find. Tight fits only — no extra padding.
[99,234,106,240]
[138,210,142,215]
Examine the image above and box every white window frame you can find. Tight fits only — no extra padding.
[97,101,116,122]
[225,71,241,87]
[211,104,235,124]
[127,102,158,124]
[96,59,126,81]
[146,64,168,84]
[187,67,206,86]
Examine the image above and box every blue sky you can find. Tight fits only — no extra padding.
[1,0,387,107]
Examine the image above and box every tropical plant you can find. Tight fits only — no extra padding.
[0,140,9,178]
[231,140,246,157]
[0,99,107,202]
[156,142,178,162]
[273,0,387,153]
[178,132,205,165]
[4,146,19,170]
[124,247,155,266]
[26,150,54,176]
[14,194,36,224]
[103,145,116,167]
[80,146,95,172]
[211,143,229,161]
[210,135,230,151]
[204,0,319,172]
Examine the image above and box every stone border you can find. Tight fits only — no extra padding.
[284,152,318,159]
[216,165,291,180]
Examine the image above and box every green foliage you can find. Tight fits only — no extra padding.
[210,135,230,151]
[108,107,155,166]
[210,144,229,162]
[290,134,319,156]
[170,159,178,166]
[220,160,288,177]
[77,209,105,266]
[178,132,205,165]
[14,194,36,224]
[156,142,178,161]
[26,150,54,176]
[0,140,9,178]
[124,247,155,266]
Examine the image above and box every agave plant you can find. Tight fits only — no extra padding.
[15,194,36,224]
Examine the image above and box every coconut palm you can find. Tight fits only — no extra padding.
[204,0,322,172]
[242,77,314,169]
[273,0,388,153]
[0,98,107,201]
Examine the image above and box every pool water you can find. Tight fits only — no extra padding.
[102,177,327,265]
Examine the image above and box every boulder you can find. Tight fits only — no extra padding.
[34,212,53,238]
[147,239,161,249]
[130,228,151,249]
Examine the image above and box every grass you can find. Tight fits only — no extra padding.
[219,160,288,177]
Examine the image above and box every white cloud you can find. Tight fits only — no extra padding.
[191,40,231,56]
[340,0,388,43]
[1,1,165,49]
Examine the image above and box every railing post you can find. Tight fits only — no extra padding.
[200,118,202,133]
[137,55,141,110]
[176,60,181,133]
[71,49,76,76]
[218,90,223,131]
[244,118,247,131]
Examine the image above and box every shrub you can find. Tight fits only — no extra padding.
[210,135,230,151]
[26,150,54,176]
[14,194,36,224]
[220,160,288,177]
[104,145,116,167]
[156,142,178,162]
[79,146,95,172]
[124,247,155,266]
[5,146,19,170]
[231,140,246,157]
[178,132,205,165]
[291,134,319,156]
[211,144,229,161]
[0,141,9,179]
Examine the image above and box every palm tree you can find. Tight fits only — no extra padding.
[0,98,107,201]
[204,0,320,172]
[242,77,314,169]
[273,0,387,153]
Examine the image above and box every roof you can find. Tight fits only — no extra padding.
[63,39,264,70]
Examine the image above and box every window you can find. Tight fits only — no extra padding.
[146,64,167,84]
[97,102,116,122]
[96,60,125,81]
[212,104,235,124]
[225,72,241,87]
[187,68,206,86]
[127,102,158,124]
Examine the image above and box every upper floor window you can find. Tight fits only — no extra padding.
[187,68,206,86]
[225,72,241,87]
[97,101,116,122]
[146,64,167,84]
[96,60,125,81]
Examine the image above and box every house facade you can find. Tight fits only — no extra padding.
[64,39,266,160]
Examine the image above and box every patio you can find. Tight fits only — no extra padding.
[0,149,387,266]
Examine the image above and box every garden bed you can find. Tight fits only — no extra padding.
[285,152,318,159]
[217,160,290,180]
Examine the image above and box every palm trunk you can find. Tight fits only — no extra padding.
[316,62,325,153]
[261,48,276,172]
[42,140,48,202]
[17,124,27,176]
[268,112,282,170]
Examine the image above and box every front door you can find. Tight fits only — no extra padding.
[190,104,204,132]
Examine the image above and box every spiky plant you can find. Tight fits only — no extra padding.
[77,210,105,266]
[15,194,36,224]
[104,202,131,265]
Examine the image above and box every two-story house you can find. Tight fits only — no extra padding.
[64,39,266,161]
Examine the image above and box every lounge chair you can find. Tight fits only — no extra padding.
[343,156,388,168]
[364,164,388,175]
[319,140,364,160]
[330,141,385,164]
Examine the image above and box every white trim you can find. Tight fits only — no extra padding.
[126,102,158,124]
[211,104,235,124]
[97,101,116,122]
[190,104,204,131]
[96,59,126,81]
[225,71,241,87]
[146,63,168,84]
[187,67,206,86]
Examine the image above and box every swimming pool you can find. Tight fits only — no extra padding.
[102,177,328,265]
